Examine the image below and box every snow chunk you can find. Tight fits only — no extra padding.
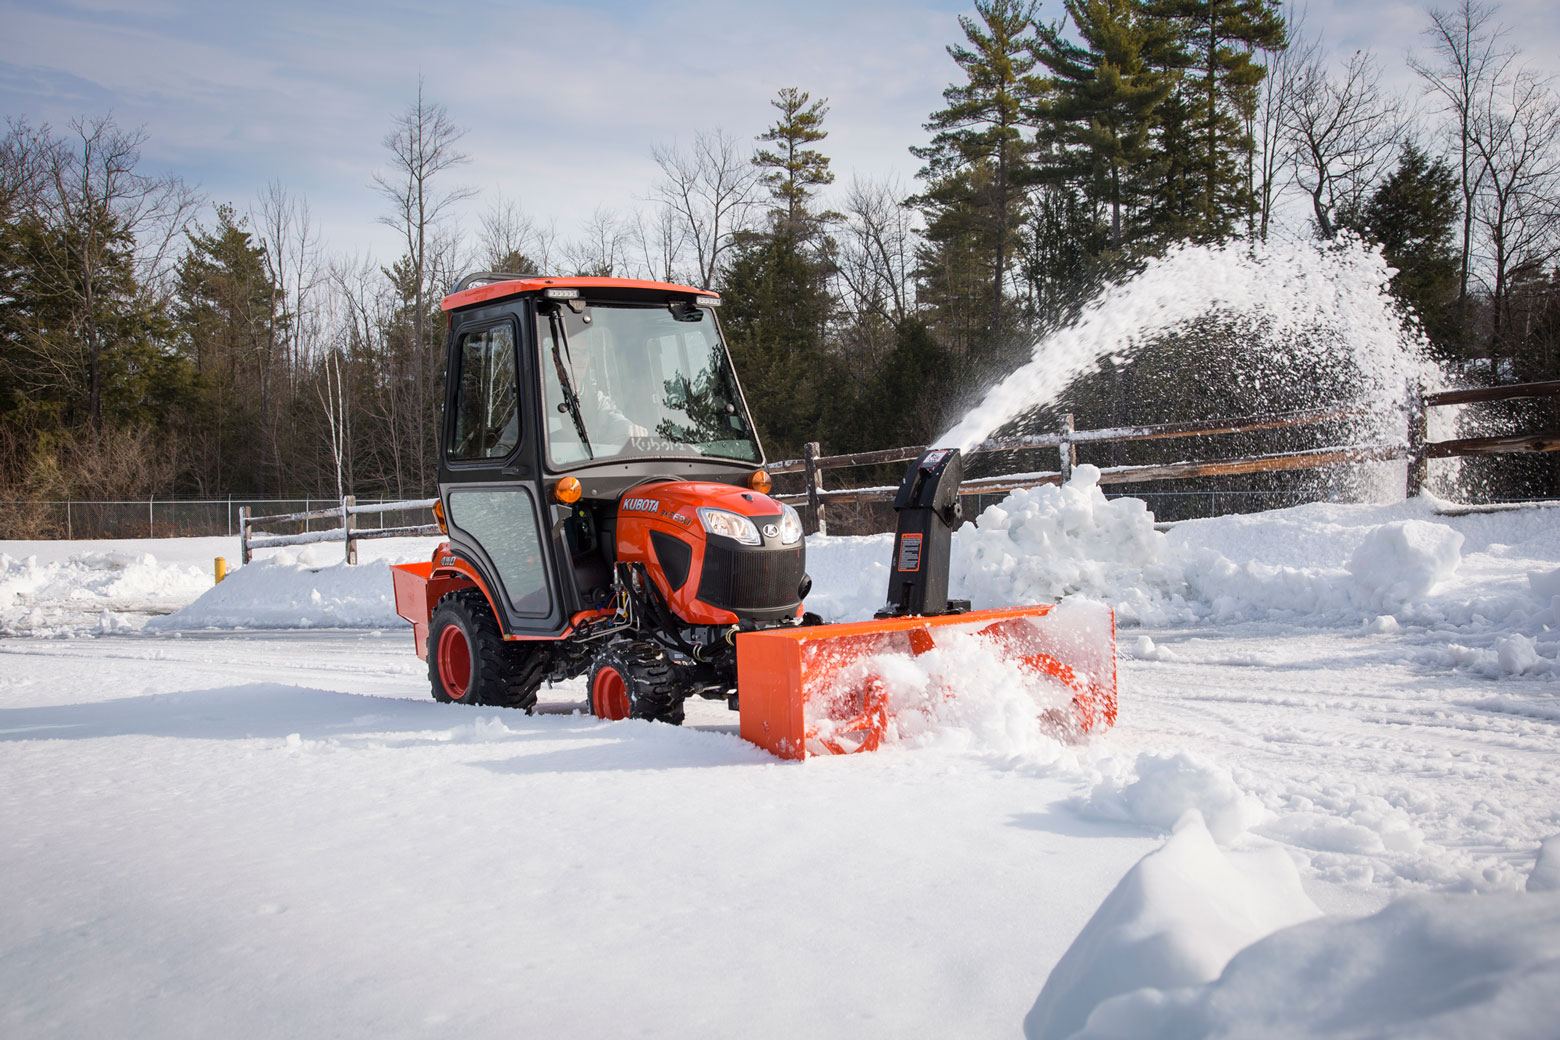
[1024,813,1320,1040]
[1078,752,1268,844]
[1530,835,1560,893]
[1056,891,1560,1040]
[1347,519,1463,611]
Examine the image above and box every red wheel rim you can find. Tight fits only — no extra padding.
[592,666,630,720]
[436,624,472,700]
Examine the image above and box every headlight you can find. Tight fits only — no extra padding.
[777,503,803,545]
[698,507,760,545]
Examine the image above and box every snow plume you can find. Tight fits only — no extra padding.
[939,235,1440,454]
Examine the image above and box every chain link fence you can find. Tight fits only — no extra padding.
[0,499,437,541]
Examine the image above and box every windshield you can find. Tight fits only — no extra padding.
[539,302,761,467]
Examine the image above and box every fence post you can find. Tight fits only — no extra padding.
[343,495,357,565]
[239,506,252,564]
[1405,384,1428,498]
[802,441,827,536]
[66,499,72,540]
[1058,413,1076,483]
[148,494,154,538]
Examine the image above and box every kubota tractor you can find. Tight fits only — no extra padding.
[392,272,1116,758]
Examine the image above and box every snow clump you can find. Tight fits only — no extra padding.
[1076,752,1268,845]
[1347,518,1464,612]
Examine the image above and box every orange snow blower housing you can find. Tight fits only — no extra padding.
[391,272,1115,757]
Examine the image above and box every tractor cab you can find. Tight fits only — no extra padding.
[393,272,810,719]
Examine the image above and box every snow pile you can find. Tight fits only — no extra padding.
[1025,813,1321,1040]
[1347,519,1464,612]
[951,465,1177,623]
[148,545,404,630]
[1077,752,1268,845]
[0,549,210,636]
[1042,888,1560,1040]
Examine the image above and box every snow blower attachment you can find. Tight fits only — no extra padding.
[734,450,1117,759]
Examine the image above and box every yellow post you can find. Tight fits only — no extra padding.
[214,557,228,584]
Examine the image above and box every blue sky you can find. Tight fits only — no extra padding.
[3,0,1556,263]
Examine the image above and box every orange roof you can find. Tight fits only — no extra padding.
[442,276,718,312]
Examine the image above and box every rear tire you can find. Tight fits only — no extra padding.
[587,641,687,725]
[428,590,546,711]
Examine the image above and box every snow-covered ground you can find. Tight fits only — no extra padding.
[3,475,1558,1038]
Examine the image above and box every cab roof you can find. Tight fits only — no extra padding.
[441,276,719,313]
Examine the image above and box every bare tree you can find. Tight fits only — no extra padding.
[26,115,199,430]
[561,207,628,277]
[372,82,474,493]
[625,206,689,284]
[1411,0,1513,322]
[477,196,554,273]
[1282,49,1401,239]
[1469,68,1560,350]
[836,176,917,324]
[1251,5,1308,241]
[651,130,760,288]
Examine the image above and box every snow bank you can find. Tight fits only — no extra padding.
[941,472,1559,678]
[0,549,210,636]
[1024,813,1320,1040]
[1048,890,1560,1040]
[148,545,403,630]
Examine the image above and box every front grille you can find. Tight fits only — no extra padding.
[697,542,806,614]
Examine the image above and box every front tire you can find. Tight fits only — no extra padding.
[587,641,687,725]
[428,589,546,711]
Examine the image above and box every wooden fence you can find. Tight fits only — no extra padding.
[769,379,1560,534]
[239,496,439,564]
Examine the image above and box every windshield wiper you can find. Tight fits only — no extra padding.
[547,309,594,460]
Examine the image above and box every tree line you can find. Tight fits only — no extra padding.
[2,1,1557,531]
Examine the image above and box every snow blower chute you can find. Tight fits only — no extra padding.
[734,449,1116,759]
[390,273,1114,760]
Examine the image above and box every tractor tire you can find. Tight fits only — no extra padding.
[587,640,687,725]
[428,589,546,711]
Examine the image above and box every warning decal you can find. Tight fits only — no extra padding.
[896,533,923,572]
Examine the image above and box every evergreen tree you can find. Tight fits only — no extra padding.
[753,88,838,236]
[173,204,284,492]
[1143,0,1286,238]
[1032,0,1175,250]
[719,232,833,458]
[912,0,1042,339]
[1346,144,1460,354]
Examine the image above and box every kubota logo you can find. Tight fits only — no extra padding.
[763,524,779,538]
[622,497,660,513]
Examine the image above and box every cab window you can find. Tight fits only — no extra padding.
[450,324,519,460]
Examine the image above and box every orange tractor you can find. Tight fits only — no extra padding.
[391,273,1114,758]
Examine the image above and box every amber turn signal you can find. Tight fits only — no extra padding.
[432,499,448,534]
[748,469,772,494]
[555,476,583,504]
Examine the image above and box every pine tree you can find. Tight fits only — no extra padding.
[912,0,1042,338]
[753,87,838,236]
[1143,0,1286,239]
[1346,144,1460,354]
[1032,0,1175,250]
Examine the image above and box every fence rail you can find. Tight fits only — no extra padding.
[769,379,1560,534]
[239,495,441,564]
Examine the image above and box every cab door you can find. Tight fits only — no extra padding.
[437,306,563,636]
